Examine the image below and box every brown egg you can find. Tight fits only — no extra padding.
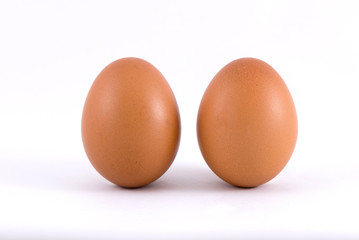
[82,58,181,188]
[197,58,297,187]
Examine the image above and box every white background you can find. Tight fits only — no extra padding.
[1,0,359,239]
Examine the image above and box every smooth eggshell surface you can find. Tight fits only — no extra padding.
[82,58,181,188]
[197,58,297,187]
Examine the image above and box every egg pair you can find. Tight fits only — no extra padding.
[81,57,297,188]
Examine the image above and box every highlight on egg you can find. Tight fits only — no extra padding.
[82,57,181,188]
[197,58,298,188]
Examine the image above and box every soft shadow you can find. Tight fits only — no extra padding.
[0,158,302,193]
[72,163,297,193]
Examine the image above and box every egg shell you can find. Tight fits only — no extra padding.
[82,58,181,188]
[197,58,297,187]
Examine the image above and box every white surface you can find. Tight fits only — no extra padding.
[1,0,359,239]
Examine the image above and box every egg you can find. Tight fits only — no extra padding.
[197,58,297,187]
[82,57,181,188]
